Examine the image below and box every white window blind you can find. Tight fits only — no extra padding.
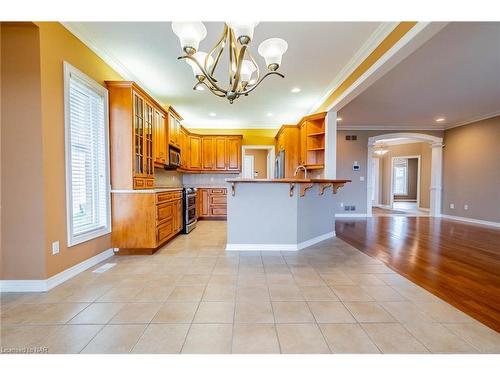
[393,158,408,195]
[64,62,111,246]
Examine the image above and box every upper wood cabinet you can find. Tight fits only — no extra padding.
[226,136,242,171]
[107,81,163,189]
[168,107,182,148]
[275,112,326,177]
[153,109,167,166]
[201,137,215,170]
[179,126,189,169]
[189,135,202,170]
[214,137,227,170]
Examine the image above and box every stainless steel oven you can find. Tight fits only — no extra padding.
[183,187,197,234]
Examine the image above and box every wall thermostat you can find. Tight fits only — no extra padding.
[353,161,360,171]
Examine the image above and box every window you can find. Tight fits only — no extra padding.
[393,158,408,195]
[64,62,111,246]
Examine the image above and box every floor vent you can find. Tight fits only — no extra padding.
[92,263,117,273]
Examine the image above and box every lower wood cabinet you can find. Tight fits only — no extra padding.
[112,190,183,254]
[197,188,227,220]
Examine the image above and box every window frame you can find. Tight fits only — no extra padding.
[393,158,409,196]
[63,61,111,247]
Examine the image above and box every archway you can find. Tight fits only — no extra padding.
[367,133,443,217]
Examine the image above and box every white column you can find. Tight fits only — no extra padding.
[366,143,374,217]
[324,110,337,179]
[430,142,443,217]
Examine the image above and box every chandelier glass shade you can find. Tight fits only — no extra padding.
[373,144,389,156]
[172,22,288,103]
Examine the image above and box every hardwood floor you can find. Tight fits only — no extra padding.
[335,216,500,332]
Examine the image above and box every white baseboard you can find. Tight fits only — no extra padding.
[373,204,391,209]
[440,214,500,228]
[0,248,114,293]
[226,231,335,252]
[335,213,370,218]
[419,207,430,212]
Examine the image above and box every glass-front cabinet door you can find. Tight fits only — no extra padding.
[133,92,144,176]
[144,101,154,177]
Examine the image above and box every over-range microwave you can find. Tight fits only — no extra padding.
[166,146,181,169]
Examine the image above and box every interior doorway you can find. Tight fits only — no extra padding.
[242,145,275,179]
[367,133,443,217]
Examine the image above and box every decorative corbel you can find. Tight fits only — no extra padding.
[230,182,235,196]
[300,183,314,197]
[319,183,333,195]
[289,182,295,197]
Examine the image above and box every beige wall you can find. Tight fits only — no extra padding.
[442,116,500,222]
[1,23,47,279]
[37,22,123,277]
[378,142,432,208]
[1,22,123,280]
[335,130,443,214]
[245,149,268,179]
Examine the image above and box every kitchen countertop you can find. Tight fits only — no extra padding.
[111,187,183,193]
[225,178,351,184]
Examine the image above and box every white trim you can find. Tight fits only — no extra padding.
[63,62,112,247]
[444,109,500,130]
[335,213,371,218]
[373,204,391,209]
[440,215,500,228]
[328,22,448,113]
[310,22,399,113]
[0,249,114,292]
[390,155,421,209]
[242,145,275,180]
[225,231,335,252]
[366,133,443,218]
[338,124,444,131]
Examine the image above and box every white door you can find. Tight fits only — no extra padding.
[243,155,254,179]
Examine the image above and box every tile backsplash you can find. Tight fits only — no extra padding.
[154,168,183,187]
[182,173,240,187]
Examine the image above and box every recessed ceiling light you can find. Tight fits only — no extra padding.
[291,88,301,93]
[337,117,343,121]
[209,112,216,117]
[435,117,445,122]
[267,113,273,117]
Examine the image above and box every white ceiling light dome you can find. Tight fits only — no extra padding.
[258,38,288,71]
[226,22,259,44]
[171,22,207,54]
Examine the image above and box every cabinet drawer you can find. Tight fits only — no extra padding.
[157,220,174,243]
[210,188,226,195]
[157,202,174,223]
[133,177,154,189]
[146,179,154,188]
[156,191,182,204]
[210,205,227,216]
[210,195,227,205]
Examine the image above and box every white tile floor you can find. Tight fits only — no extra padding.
[1,221,499,354]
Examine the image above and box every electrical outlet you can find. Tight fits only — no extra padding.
[344,206,350,211]
[450,203,455,209]
[350,205,356,211]
[52,241,60,255]
[360,176,365,181]
[464,204,468,210]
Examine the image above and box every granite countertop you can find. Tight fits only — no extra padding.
[111,187,183,193]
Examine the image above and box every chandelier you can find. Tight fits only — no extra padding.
[172,22,288,103]
[373,144,389,156]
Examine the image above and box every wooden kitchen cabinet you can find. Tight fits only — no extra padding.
[226,136,242,171]
[179,126,189,169]
[197,188,227,220]
[201,137,215,170]
[154,109,167,166]
[107,81,165,189]
[189,135,202,170]
[112,189,184,254]
[168,107,182,148]
[214,136,227,170]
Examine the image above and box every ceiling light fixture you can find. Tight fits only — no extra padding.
[291,87,301,93]
[435,117,445,122]
[373,144,388,156]
[337,117,343,121]
[267,112,273,117]
[172,22,288,104]
[209,112,216,117]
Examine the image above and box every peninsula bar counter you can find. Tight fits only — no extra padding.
[225,178,350,251]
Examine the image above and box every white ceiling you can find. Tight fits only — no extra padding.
[65,22,383,128]
[338,22,500,129]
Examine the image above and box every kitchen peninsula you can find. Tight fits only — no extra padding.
[225,178,350,251]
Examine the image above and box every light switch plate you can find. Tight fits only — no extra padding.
[464,204,468,210]
[450,203,455,209]
[52,241,60,255]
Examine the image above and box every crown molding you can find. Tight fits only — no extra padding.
[444,110,500,130]
[337,124,444,131]
[62,22,157,100]
[310,22,399,113]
